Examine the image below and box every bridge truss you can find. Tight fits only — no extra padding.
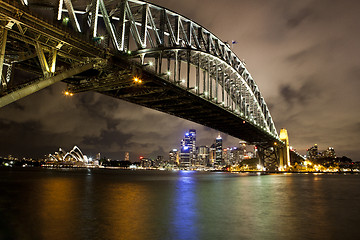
[0,0,283,149]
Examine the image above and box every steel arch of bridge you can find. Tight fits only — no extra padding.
[2,0,279,142]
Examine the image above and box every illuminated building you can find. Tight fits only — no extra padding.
[322,147,336,158]
[189,129,197,164]
[48,146,89,163]
[197,146,209,166]
[155,155,164,167]
[169,149,179,165]
[223,148,230,165]
[307,144,319,159]
[209,143,216,166]
[140,158,152,168]
[180,130,196,167]
[125,152,129,161]
[215,133,223,166]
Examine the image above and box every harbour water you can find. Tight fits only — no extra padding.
[1,168,360,240]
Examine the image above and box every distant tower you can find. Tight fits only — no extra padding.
[189,129,197,164]
[279,128,290,170]
[215,133,223,166]
[180,129,196,168]
[125,152,130,161]
[96,153,101,161]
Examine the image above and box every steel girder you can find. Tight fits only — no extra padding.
[50,0,278,139]
[1,0,280,143]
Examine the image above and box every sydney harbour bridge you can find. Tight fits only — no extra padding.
[0,0,301,170]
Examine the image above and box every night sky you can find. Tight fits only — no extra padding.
[1,0,359,161]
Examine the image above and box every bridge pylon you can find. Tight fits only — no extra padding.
[278,128,290,171]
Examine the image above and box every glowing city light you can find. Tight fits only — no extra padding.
[133,77,142,83]
[64,91,73,96]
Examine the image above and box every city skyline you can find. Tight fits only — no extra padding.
[0,127,341,164]
[0,0,359,161]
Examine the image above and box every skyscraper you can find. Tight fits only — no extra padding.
[189,129,197,164]
[180,129,196,168]
[215,133,223,166]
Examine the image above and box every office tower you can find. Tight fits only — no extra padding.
[180,129,196,167]
[215,133,223,165]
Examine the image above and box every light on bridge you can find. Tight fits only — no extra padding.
[133,77,142,84]
[64,91,74,96]
[63,17,69,24]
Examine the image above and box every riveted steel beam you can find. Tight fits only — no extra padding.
[0,62,95,108]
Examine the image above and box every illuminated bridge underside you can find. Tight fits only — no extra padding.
[0,0,281,147]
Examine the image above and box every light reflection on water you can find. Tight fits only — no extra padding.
[172,171,198,240]
[0,169,360,240]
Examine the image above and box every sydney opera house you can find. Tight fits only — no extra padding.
[47,146,92,164]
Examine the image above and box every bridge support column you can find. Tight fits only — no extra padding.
[278,128,290,171]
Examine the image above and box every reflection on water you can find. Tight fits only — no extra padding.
[0,169,360,240]
[38,178,79,240]
[172,171,198,240]
[98,182,149,240]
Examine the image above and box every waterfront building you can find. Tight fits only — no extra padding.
[169,149,179,165]
[140,158,153,168]
[322,147,336,158]
[197,146,209,166]
[238,142,247,161]
[180,130,196,167]
[215,133,223,166]
[223,148,230,165]
[155,155,164,167]
[307,144,319,159]
[189,129,197,165]
[209,143,216,166]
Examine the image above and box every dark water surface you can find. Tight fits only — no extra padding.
[1,168,360,240]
